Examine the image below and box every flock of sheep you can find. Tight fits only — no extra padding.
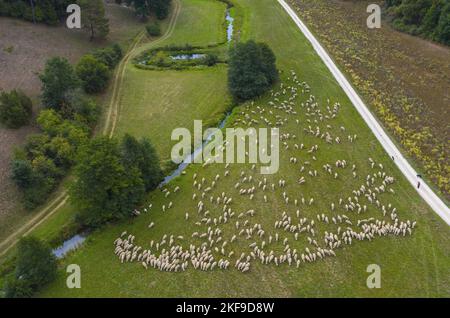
[114,70,417,274]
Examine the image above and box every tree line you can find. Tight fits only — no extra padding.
[0,0,71,25]
[116,0,172,20]
[385,0,449,45]
[6,44,122,210]
[0,0,110,40]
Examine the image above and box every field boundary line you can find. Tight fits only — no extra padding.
[278,0,450,225]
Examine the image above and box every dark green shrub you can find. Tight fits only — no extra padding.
[0,90,32,128]
[5,237,57,298]
[76,55,110,94]
[146,23,161,36]
[228,40,278,101]
[202,54,219,66]
[40,57,79,111]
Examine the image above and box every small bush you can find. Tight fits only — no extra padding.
[76,55,111,94]
[0,90,32,128]
[146,23,161,37]
[5,237,57,298]
[93,44,123,69]
[202,54,219,66]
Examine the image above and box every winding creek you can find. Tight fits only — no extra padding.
[54,7,235,259]
[52,235,86,259]
[226,9,234,43]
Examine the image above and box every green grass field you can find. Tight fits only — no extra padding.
[115,0,232,163]
[115,66,230,162]
[32,0,450,298]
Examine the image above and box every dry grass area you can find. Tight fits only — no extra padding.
[289,0,450,200]
[0,4,144,241]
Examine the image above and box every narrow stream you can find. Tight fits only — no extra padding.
[159,113,230,187]
[52,234,86,259]
[226,9,234,43]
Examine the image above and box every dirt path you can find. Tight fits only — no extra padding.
[278,0,450,225]
[0,0,182,259]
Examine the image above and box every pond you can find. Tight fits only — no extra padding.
[170,53,206,60]
[52,234,86,259]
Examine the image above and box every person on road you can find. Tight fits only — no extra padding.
[417,182,421,189]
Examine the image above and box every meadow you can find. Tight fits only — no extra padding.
[33,0,449,298]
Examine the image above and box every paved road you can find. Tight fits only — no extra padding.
[278,0,450,225]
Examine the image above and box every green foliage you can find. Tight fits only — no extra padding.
[11,110,90,209]
[228,40,278,101]
[39,57,79,111]
[120,134,163,191]
[93,44,123,69]
[386,0,450,45]
[4,276,33,298]
[70,137,146,228]
[202,54,219,66]
[76,55,111,94]
[0,89,32,128]
[11,159,34,189]
[146,22,161,36]
[70,134,163,228]
[79,0,110,40]
[0,0,71,25]
[4,237,57,298]
[123,0,172,20]
[67,90,100,126]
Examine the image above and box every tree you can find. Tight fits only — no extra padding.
[228,40,278,101]
[121,134,163,191]
[385,0,450,45]
[0,89,32,128]
[436,2,450,45]
[70,137,145,228]
[79,0,110,40]
[11,159,34,189]
[67,90,100,125]
[124,0,172,20]
[146,22,161,36]
[4,276,34,298]
[40,57,79,111]
[76,55,111,94]
[5,237,57,298]
[150,0,171,19]
[93,44,123,69]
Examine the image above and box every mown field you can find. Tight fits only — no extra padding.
[288,0,450,201]
[0,4,145,244]
[35,0,449,298]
